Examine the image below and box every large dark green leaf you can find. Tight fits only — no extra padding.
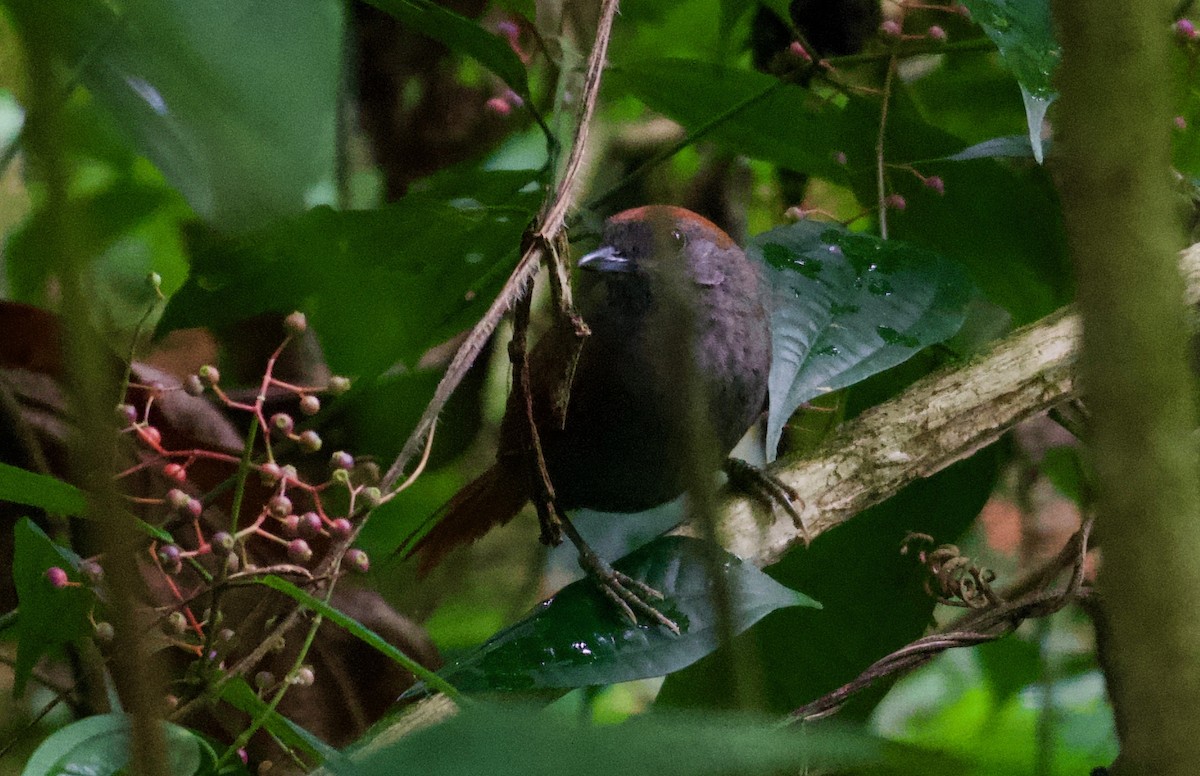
[22,714,218,776]
[658,446,1000,716]
[363,0,531,101]
[753,220,976,457]
[428,536,818,693]
[0,464,86,516]
[608,58,962,183]
[609,59,1068,324]
[159,170,542,376]
[343,703,963,776]
[11,519,94,696]
[5,0,343,232]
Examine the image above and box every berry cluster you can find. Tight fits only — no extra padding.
[53,312,375,668]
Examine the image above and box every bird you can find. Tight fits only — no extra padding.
[405,205,791,631]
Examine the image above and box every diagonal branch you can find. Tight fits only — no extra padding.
[684,243,1200,567]
[369,242,1200,740]
[381,0,621,493]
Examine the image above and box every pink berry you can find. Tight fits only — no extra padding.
[298,430,322,452]
[116,404,138,425]
[834,151,848,166]
[281,514,300,536]
[1176,18,1197,39]
[158,545,181,565]
[199,365,220,386]
[299,512,323,538]
[299,395,321,416]
[185,497,203,519]
[259,462,283,485]
[496,19,519,44]
[880,19,902,38]
[46,567,70,588]
[924,176,945,195]
[138,425,162,447]
[271,413,294,435]
[1175,115,1188,130]
[344,549,370,573]
[284,311,307,336]
[885,193,907,211]
[268,495,293,518]
[328,376,351,395]
[330,451,354,470]
[486,97,512,116]
[330,518,353,538]
[287,539,313,564]
[163,463,187,482]
[167,488,190,510]
[788,41,812,61]
[928,25,947,41]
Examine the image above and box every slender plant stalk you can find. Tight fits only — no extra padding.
[1054,1,1200,772]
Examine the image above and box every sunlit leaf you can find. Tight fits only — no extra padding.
[752,220,976,458]
[22,714,217,776]
[427,536,817,693]
[5,0,342,232]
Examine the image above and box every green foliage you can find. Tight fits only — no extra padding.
[658,446,1000,716]
[22,714,223,776]
[343,703,964,776]
[0,463,87,515]
[10,519,94,696]
[753,220,976,456]
[429,536,817,693]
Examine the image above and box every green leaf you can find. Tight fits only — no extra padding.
[254,575,461,701]
[343,703,963,776]
[659,446,1000,717]
[11,518,94,696]
[0,463,87,515]
[22,714,217,776]
[958,0,1059,161]
[1041,446,1086,504]
[159,170,542,376]
[609,58,963,182]
[430,536,818,693]
[218,678,338,763]
[363,0,531,100]
[753,221,976,457]
[6,0,343,232]
[945,135,1040,161]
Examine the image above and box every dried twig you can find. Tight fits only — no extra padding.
[789,519,1094,723]
[381,0,622,494]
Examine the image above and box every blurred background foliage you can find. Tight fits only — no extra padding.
[1,0,1193,771]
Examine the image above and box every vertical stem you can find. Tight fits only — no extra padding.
[17,15,168,776]
[1054,2,1200,773]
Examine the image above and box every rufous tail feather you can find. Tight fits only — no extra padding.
[403,463,529,576]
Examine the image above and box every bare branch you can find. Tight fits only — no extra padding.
[381,0,621,493]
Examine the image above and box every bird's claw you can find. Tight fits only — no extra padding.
[724,457,811,545]
[578,549,680,635]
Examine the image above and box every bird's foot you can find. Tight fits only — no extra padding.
[576,545,680,635]
[724,457,811,545]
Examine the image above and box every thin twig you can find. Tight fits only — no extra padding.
[381,0,623,494]
[789,519,1094,723]
[876,56,896,239]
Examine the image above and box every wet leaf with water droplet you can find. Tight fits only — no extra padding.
[415,536,818,693]
[750,221,976,458]
[959,0,1060,163]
